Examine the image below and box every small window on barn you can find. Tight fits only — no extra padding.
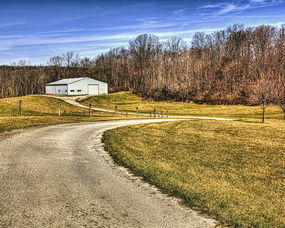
[65,90,67,92]
[58,90,60,92]
[70,90,74,92]
[77,90,82,92]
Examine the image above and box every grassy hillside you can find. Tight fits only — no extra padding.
[80,92,284,121]
[0,95,135,133]
[0,95,86,116]
[103,119,285,227]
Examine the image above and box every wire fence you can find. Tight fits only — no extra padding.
[0,99,114,118]
[0,98,170,119]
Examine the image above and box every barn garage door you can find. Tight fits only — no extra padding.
[88,84,99,95]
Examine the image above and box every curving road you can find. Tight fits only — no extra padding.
[0,119,217,228]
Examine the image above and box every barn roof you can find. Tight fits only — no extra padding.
[46,77,85,85]
[46,77,108,86]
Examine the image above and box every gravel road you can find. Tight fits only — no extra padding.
[0,119,217,228]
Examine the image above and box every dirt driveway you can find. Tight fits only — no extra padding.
[0,119,217,227]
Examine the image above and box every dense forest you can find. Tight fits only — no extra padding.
[0,24,284,105]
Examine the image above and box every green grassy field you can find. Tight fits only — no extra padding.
[80,92,284,121]
[103,119,285,227]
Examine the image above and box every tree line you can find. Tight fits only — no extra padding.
[0,24,284,108]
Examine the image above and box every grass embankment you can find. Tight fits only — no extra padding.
[0,95,135,133]
[80,92,284,121]
[103,120,285,227]
[0,95,87,116]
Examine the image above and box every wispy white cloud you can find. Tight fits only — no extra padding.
[47,9,116,25]
[172,8,188,16]
[198,3,225,9]
[199,0,284,15]
[0,22,28,28]
[1,0,285,65]
[199,2,251,15]
[250,0,266,3]
[219,4,250,14]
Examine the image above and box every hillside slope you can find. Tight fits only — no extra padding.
[0,95,127,133]
[80,92,284,121]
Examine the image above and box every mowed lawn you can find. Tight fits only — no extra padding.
[103,120,285,227]
[80,92,284,121]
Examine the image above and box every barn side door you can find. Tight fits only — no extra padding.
[88,84,99,95]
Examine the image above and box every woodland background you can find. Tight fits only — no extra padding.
[1,24,284,105]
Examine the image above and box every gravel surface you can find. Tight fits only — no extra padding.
[0,119,217,227]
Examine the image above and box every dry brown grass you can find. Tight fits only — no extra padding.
[0,95,88,116]
[103,119,285,227]
[0,95,142,133]
[81,92,284,121]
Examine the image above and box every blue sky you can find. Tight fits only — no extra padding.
[0,0,285,65]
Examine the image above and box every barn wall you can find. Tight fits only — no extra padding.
[45,85,68,95]
[68,80,88,95]
[55,85,68,95]
[45,86,56,95]
[46,78,108,96]
[100,82,108,94]
[86,78,108,94]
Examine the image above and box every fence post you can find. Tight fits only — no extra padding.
[161,111,164,118]
[166,111,169,118]
[19,100,23,115]
[150,111,152,117]
[136,107,139,117]
[89,103,92,117]
[58,104,61,116]
[126,111,128,117]
[115,105,118,116]
[154,108,156,118]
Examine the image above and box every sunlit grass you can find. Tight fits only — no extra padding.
[0,95,141,133]
[0,115,133,133]
[0,95,86,116]
[103,119,285,227]
[80,92,284,121]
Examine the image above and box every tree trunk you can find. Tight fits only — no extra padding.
[261,102,266,123]
[281,104,285,120]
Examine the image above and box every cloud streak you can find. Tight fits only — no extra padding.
[1,0,285,64]
[199,0,284,15]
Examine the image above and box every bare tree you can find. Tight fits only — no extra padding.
[10,59,31,66]
[249,73,283,123]
[280,100,285,120]
[79,57,94,67]
[165,37,187,52]
[62,51,79,67]
[276,79,285,120]
[129,34,162,90]
[1,24,285,110]
[48,56,64,66]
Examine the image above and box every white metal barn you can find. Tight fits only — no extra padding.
[45,77,108,95]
